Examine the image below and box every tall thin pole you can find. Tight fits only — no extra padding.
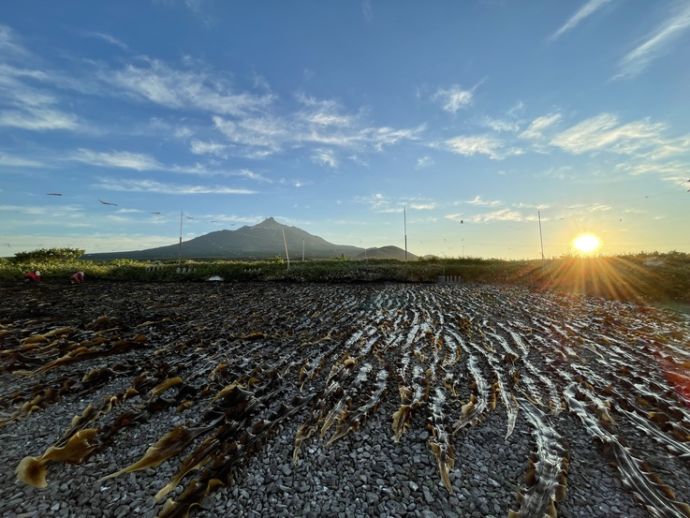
[282,228,290,270]
[302,240,305,262]
[538,209,545,262]
[404,206,408,262]
[178,210,183,265]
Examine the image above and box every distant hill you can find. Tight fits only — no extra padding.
[85,218,365,261]
[355,246,418,261]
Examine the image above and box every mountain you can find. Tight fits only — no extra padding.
[355,246,418,261]
[85,218,365,260]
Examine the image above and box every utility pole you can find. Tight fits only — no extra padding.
[404,206,408,262]
[178,210,183,265]
[282,228,290,270]
[538,209,545,262]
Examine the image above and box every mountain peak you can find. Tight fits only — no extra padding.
[254,217,283,229]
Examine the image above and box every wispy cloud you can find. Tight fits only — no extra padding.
[212,100,423,158]
[356,194,437,213]
[296,93,354,127]
[212,115,286,155]
[465,195,502,207]
[107,58,274,115]
[444,213,465,223]
[73,149,163,171]
[362,0,373,22]
[0,152,45,168]
[81,31,128,50]
[551,0,613,40]
[233,169,273,183]
[520,113,561,140]
[616,160,689,177]
[0,31,81,132]
[514,202,551,210]
[312,148,338,168]
[416,155,434,169]
[0,24,28,56]
[408,202,437,210]
[432,85,474,114]
[70,147,272,181]
[614,160,690,189]
[483,117,519,133]
[367,125,425,151]
[0,107,78,131]
[0,63,79,131]
[203,213,264,225]
[94,178,256,195]
[507,101,525,117]
[472,208,533,223]
[0,204,85,217]
[616,3,690,79]
[440,135,510,160]
[550,113,665,155]
[2,25,423,165]
[446,207,540,223]
[189,139,229,157]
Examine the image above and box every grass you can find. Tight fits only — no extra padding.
[1,252,688,305]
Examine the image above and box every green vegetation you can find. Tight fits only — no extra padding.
[11,247,85,262]
[1,248,688,305]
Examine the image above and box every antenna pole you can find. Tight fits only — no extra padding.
[404,206,408,262]
[282,228,290,270]
[538,209,545,262]
[178,211,183,265]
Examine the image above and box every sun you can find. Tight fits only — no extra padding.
[572,233,602,256]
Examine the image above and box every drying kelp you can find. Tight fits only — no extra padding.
[1,282,690,516]
[16,428,99,488]
[509,401,568,517]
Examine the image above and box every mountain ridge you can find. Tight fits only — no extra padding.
[85,218,415,261]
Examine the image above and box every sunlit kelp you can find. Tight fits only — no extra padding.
[1,282,689,516]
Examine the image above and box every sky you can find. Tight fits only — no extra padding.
[1,0,689,259]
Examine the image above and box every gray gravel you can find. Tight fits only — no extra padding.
[1,282,689,517]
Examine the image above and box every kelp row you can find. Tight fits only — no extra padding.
[1,283,689,517]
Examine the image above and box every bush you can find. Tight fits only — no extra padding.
[12,248,85,263]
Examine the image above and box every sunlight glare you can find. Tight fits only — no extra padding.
[573,233,602,255]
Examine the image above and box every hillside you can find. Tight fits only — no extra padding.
[355,246,418,261]
[85,218,364,260]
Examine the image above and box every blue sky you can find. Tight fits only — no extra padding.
[1,0,689,258]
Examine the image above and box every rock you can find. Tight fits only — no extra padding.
[372,463,386,475]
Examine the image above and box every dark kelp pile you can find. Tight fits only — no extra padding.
[1,282,689,517]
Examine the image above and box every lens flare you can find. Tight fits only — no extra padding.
[572,233,601,255]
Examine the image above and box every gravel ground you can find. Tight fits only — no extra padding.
[1,282,689,517]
